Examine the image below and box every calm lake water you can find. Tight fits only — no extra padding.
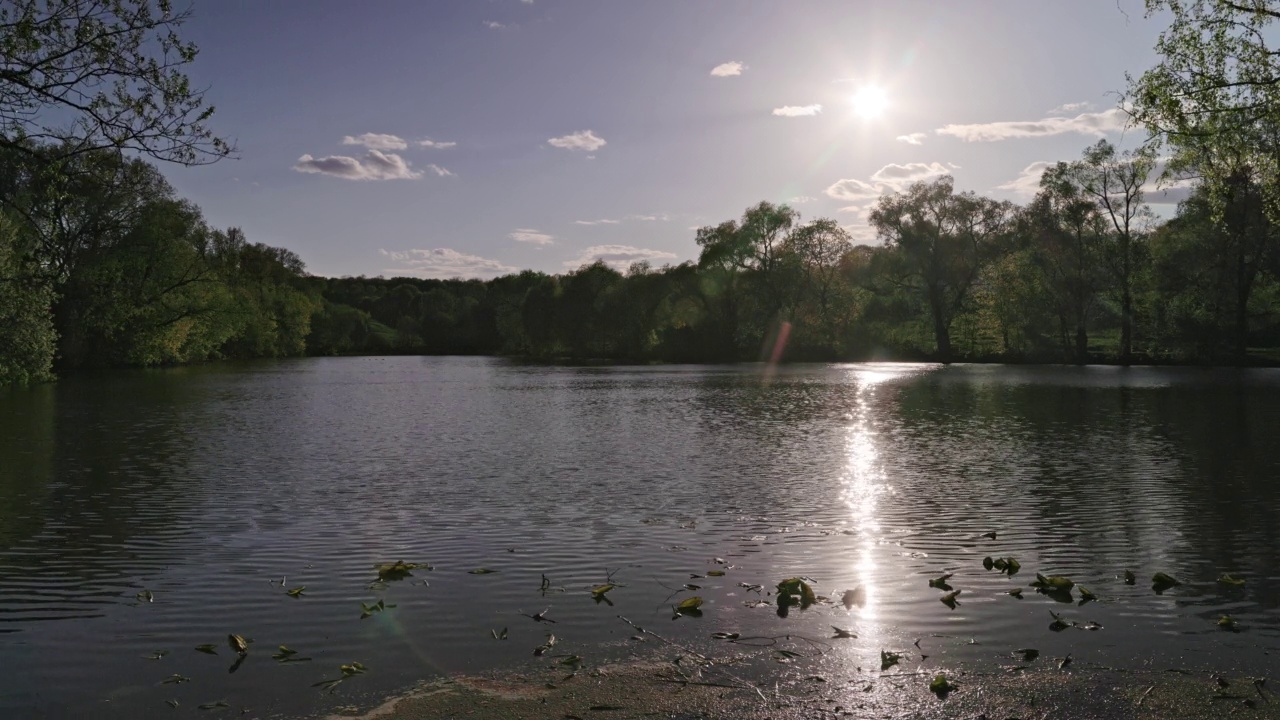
[1,357,1278,718]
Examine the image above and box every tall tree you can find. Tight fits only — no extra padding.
[1073,140,1155,362]
[868,176,1012,360]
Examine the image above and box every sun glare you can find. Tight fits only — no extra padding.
[851,85,889,119]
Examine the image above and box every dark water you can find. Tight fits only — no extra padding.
[1,358,1278,718]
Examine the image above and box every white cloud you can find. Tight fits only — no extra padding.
[565,244,678,271]
[710,61,745,77]
[1048,101,1094,115]
[937,108,1128,142]
[548,130,606,151]
[788,196,816,204]
[995,161,1054,196]
[896,132,927,145]
[484,20,506,29]
[417,139,457,149]
[379,248,517,279]
[425,163,454,177]
[825,161,952,204]
[293,150,423,181]
[772,104,823,117]
[825,178,884,203]
[870,162,950,188]
[509,228,554,245]
[342,133,408,151]
[626,213,667,221]
[573,219,622,226]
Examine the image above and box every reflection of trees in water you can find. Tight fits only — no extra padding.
[0,370,210,599]
[887,367,1280,617]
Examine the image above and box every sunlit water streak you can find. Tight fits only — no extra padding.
[1,358,1278,718]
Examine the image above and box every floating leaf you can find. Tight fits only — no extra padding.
[145,650,169,660]
[376,561,428,581]
[1123,570,1136,585]
[1152,572,1180,589]
[198,701,230,710]
[739,582,763,593]
[162,674,191,684]
[340,661,366,677]
[469,568,498,575]
[286,586,306,598]
[195,644,218,655]
[776,578,817,608]
[228,634,249,655]
[712,557,728,565]
[1007,588,1023,599]
[1078,586,1098,605]
[841,586,866,610]
[880,649,901,671]
[1049,610,1071,632]
[831,626,857,639]
[1015,648,1039,661]
[711,631,740,640]
[534,634,557,656]
[1218,574,1246,587]
[677,596,704,611]
[136,590,154,603]
[929,673,955,695]
[940,589,961,609]
[982,556,994,570]
[683,584,701,591]
[706,570,726,577]
[1218,615,1239,631]
[591,584,615,597]
[928,573,953,589]
[982,531,998,540]
[1030,573,1074,591]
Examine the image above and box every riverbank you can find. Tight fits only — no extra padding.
[333,654,1277,720]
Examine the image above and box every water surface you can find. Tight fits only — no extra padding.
[1,358,1278,717]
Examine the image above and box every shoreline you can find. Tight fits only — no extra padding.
[328,655,1278,720]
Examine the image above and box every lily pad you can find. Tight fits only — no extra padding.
[776,577,817,608]
[375,561,428,581]
[940,589,961,609]
[928,573,953,589]
[930,673,956,696]
[195,644,218,655]
[1030,573,1074,591]
[676,596,704,611]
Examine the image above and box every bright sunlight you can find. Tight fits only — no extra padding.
[850,85,889,119]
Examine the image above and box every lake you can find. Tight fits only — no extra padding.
[1,357,1278,718]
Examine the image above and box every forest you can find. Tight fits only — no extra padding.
[3,0,1280,385]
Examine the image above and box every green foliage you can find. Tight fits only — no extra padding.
[0,214,55,386]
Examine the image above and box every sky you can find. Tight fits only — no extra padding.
[160,0,1182,280]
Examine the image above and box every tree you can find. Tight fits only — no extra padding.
[0,212,54,384]
[1073,140,1155,362]
[0,0,232,165]
[868,176,1012,360]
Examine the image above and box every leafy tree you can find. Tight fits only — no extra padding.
[0,212,54,384]
[868,176,1012,359]
[0,0,232,164]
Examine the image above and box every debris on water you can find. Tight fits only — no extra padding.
[1219,615,1239,631]
[162,674,191,685]
[360,598,396,619]
[711,631,740,640]
[286,586,306,597]
[776,578,816,609]
[929,573,954,589]
[930,673,955,697]
[491,627,509,640]
[376,561,428,581]
[228,634,249,655]
[842,586,866,610]
[1124,569,1136,585]
[831,626,857,639]
[534,634,557,656]
[144,650,169,660]
[1152,572,1180,592]
[195,644,218,655]
[1015,648,1039,662]
[982,531,998,540]
[880,650,901,671]
[523,608,556,623]
[468,568,498,575]
[1007,588,1024,599]
[940,590,961,609]
[1059,654,1073,669]
[1218,574,1246,586]
[1078,586,1098,605]
[136,590,154,603]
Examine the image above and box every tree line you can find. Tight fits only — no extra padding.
[4,0,1280,385]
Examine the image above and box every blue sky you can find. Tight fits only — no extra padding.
[162,0,1177,279]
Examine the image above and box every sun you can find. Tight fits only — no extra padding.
[851,85,889,119]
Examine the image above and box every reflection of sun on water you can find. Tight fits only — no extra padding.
[838,366,905,650]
